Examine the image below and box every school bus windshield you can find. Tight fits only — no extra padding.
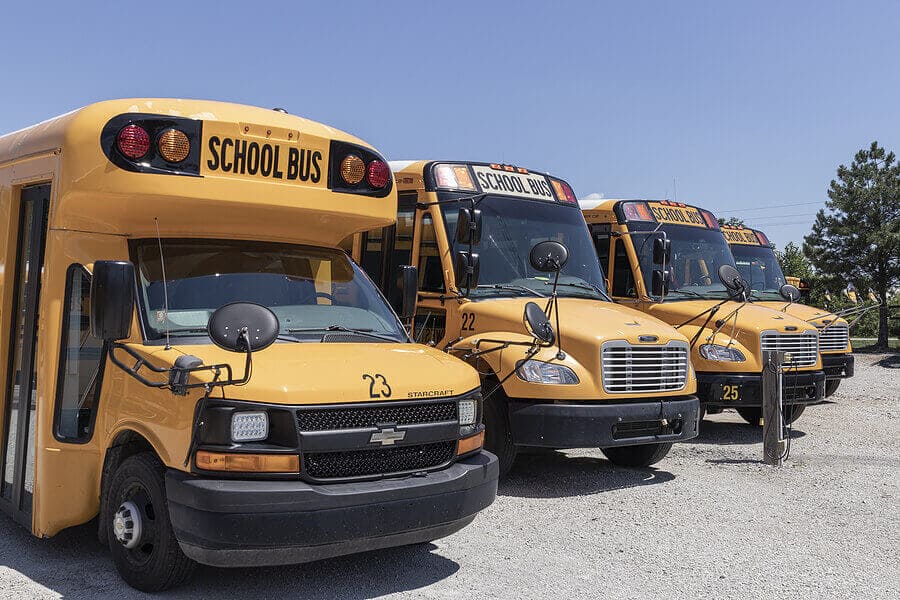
[132,239,407,342]
[631,223,736,301]
[730,243,787,301]
[439,194,608,300]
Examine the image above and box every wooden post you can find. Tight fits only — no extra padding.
[762,350,785,466]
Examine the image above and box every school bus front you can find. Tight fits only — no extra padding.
[583,200,827,426]
[722,224,854,397]
[350,161,701,476]
[0,100,497,591]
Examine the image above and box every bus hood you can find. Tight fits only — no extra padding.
[461,297,690,346]
[131,342,480,405]
[750,301,848,329]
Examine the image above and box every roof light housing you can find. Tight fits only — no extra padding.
[102,113,202,176]
[328,140,393,197]
[434,164,477,191]
[701,209,720,229]
[550,178,577,203]
[620,201,656,222]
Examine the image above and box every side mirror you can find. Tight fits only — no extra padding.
[718,264,747,296]
[456,207,482,245]
[90,260,136,341]
[779,284,801,303]
[529,240,569,272]
[523,301,555,344]
[652,236,671,265]
[208,302,279,352]
[454,251,480,290]
[399,265,418,319]
[652,269,669,297]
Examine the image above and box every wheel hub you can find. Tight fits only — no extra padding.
[113,500,142,549]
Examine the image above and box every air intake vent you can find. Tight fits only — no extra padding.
[760,330,818,367]
[816,323,849,352]
[601,341,689,394]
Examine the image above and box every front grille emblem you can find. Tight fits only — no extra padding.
[370,427,406,446]
[638,335,658,343]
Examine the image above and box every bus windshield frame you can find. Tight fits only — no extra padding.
[436,192,609,301]
[130,238,409,344]
[628,221,738,302]
[730,242,788,301]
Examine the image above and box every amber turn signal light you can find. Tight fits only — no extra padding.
[195,451,300,473]
[340,154,366,185]
[456,430,485,455]
[157,128,191,163]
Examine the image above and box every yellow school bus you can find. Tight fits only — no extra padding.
[347,161,700,476]
[582,200,826,426]
[722,225,853,397]
[0,100,497,591]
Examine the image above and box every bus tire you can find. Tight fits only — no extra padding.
[106,452,195,592]
[600,442,673,468]
[483,387,517,478]
[737,405,806,426]
[824,379,841,398]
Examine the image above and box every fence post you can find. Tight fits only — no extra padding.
[762,350,785,466]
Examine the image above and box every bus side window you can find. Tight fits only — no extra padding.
[419,213,445,293]
[612,240,636,298]
[360,227,387,287]
[414,307,447,346]
[591,227,611,278]
[386,192,417,312]
[54,265,105,442]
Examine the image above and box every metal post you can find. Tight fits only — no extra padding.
[762,350,785,466]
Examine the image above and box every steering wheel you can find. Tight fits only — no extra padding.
[315,292,336,303]
[691,275,712,286]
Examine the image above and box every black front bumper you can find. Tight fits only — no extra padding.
[165,451,498,567]
[507,396,700,449]
[822,353,854,380]
[698,370,826,408]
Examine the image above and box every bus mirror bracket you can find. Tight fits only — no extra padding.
[399,265,418,320]
[105,302,279,396]
[456,207,482,245]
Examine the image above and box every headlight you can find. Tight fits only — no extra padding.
[231,411,269,442]
[458,399,477,425]
[699,344,746,362]
[516,360,580,384]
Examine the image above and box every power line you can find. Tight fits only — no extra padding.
[745,212,819,221]
[716,201,824,214]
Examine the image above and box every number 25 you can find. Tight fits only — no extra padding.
[723,385,739,401]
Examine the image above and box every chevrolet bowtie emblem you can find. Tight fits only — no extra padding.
[370,427,406,446]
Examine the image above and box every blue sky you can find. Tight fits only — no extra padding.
[3,1,898,248]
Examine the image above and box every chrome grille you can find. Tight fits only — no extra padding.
[816,323,849,352]
[601,341,689,393]
[760,330,818,367]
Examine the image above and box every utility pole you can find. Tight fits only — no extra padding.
[762,350,786,466]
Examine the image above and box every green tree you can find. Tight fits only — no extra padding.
[776,242,814,281]
[804,142,900,350]
[717,216,746,227]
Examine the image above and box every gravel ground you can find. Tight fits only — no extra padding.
[1,353,897,599]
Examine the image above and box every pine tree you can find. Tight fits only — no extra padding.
[803,142,900,350]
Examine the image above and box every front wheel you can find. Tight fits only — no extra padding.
[600,442,673,468]
[824,379,841,398]
[106,453,195,592]
[483,389,517,478]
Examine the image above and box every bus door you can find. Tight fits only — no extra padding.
[410,205,451,347]
[1,183,50,526]
[357,191,416,314]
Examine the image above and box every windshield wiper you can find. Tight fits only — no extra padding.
[666,289,707,298]
[287,325,402,343]
[544,281,612,301]
[165,327,209,334]
[476,284,545,297]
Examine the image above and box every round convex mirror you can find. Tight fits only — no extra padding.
[717,264,747,295]
[529,241,569,272]
[779,284,801,302]
[523,301,555,344]
[208,302,280,352]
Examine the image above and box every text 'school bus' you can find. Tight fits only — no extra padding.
[722,225,853,398]
[0,100,498,592]
[582,200,827,426]
[344,161,701,476]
